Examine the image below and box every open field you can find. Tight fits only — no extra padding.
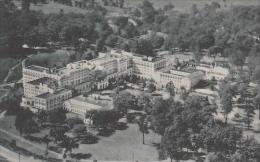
[15,1,89,14]
[125,0,260,12]
[74,124,161,161]
[14,0,260,14]
[28,49,72,68]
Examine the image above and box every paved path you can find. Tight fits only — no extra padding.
[0,111,6,119]
[3,60,22,84]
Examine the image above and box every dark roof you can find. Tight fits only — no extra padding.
[28,77,57,86]
[26,65,49,72]
[36,89,70,99]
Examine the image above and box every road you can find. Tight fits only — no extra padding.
[2,54,32,84]
[0,128,61,157]
[0,145,42,162]
[3,60,22,84]
[0,111,6,119]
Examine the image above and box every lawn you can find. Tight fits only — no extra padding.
[28,49,72,68]
[125,0,260,11]
[74,123,161,161]
[14,1,89,14]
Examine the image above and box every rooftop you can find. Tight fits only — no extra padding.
[28,77,57,86]
[68,95,114,110]
[26,65,49,73]
[36,89,70,99]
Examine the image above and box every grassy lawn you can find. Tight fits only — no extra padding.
[14,1,89,14]
[31,2,89,14]
[74,123,161,161]
[28,49,72,68]
[125,0,260,11]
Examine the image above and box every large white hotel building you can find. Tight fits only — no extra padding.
[21,49,229,112]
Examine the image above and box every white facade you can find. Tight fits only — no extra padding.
[110,49,167,80]
[196,64,229,80]
[63,95,113,116]
[22,89,72,112]
[156,68,204,90]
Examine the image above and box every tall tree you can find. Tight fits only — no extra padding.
[137,114,148,144]
[253,94,260,119]
[243,104,255,130]
[15,108,36,135]
[113,91,137,114]
[220,84,233,124]
[61,136,79,159]
[166,81,175,96]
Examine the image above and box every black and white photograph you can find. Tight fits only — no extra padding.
[0,0,260,161]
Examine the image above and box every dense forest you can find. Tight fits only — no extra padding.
[1,0,260,77]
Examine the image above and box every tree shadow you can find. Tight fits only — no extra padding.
[97,128,115,137]
[114,122,129,130]
[79,134,100,144]
[70,153,92,160]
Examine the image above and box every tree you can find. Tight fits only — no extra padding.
[37,110,47,126]
[220,85,233,124]
[200,122,242,153]
[198,34,215,50]
[135,39,154,57]
[114,16,128,29]
[229,48,246,69]
[118,0,124,8]
[147,82,156,93]
[61,136,79,159]
[23,119,39,135]
[49,127,66,143]
[48,108,67,124]
[132,8,141,17]
[21,0,31,11]
[92,110,121,128]
[89,69,107,90]
[105,34,118,47]
[151,35,164,49]
[15,108,35,135]
[42,135,51,159]
[166,81,175,96]
[121,23,138,39]
[183,96,216,134]
[163,2,174,11]
[159,116,189,162]
[253,93,260,119]
[140,0,156,23]
[113,92,137,114]
[234,137,260,162]
[190,4,199,17]
[150,98,183,135]
[205,152,228,162]
[242,104,255,130]
[137,114,148,144]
